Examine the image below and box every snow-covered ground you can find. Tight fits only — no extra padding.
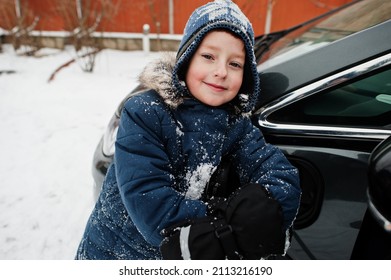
[0,44,160,259]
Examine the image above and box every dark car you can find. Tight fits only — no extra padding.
[92,0,391,259]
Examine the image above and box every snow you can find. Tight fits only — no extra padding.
[185,163,216,200]
[0,44,160,259]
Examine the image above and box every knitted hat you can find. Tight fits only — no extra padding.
[172,0,260,114]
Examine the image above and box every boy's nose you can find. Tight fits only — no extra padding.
[214,62,228,78]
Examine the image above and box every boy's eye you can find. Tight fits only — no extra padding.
[201,53,214,60]
[230,61,243,69]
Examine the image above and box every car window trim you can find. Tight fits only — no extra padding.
[256,52,391,140]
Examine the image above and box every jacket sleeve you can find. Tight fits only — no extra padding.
[231,118,301,229]
[114,95,207,247]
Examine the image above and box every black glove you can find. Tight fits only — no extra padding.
[217,183,286,259]
[160,184,286,260]
[160,216,240,260]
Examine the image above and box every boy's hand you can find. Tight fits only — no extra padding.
[208,183,287,259]
[161,184,286,260]
[160,216,240,260]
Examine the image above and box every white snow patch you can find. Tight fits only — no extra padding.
[185,163,216,200]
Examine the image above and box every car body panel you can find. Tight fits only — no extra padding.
[283,146,370,259]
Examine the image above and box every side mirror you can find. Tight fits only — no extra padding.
[367,135,391,232]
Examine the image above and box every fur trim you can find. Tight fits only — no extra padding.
[138,52,183,109]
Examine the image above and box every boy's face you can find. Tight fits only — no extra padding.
[185,31,245,107]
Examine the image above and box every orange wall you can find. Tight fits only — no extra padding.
[2,0,353,36]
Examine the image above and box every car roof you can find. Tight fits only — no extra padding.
[257,19,391,108]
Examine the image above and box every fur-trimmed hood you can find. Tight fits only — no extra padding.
[138,52,182,109]
[138,52,259,115]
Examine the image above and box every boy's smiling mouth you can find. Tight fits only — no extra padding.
[204,82,227,92]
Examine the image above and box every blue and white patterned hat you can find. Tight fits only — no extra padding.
[172,0,260,114]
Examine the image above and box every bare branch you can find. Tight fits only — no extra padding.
[52,0,121,72]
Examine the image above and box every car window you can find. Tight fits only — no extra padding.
[258,0,391,69]
[268,67,391,130]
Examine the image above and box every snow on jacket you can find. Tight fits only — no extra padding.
[76,53,301,260]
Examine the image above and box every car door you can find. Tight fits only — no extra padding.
[256,56,391,259]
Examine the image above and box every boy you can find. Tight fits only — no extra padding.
[76,0,301,260]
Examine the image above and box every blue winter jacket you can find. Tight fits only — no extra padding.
[76,53,301,260]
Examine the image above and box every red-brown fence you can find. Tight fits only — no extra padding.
[1,0,353,36]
